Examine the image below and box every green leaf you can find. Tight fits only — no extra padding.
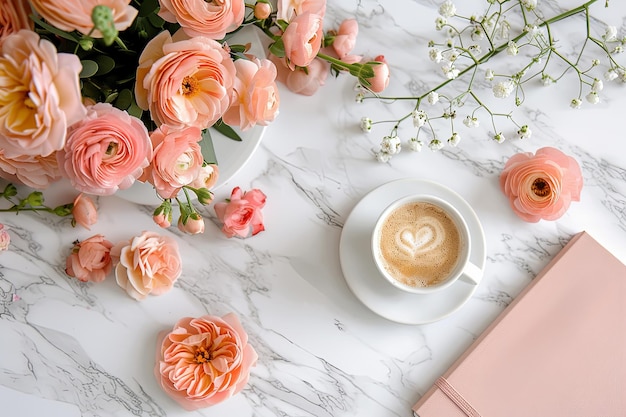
[127,101,143,118]
[147,12,165,28]
[94,55,116,76]
[200,129,218,165]
[31,15,80,43]
[138,0,160,17]
[80,60,99,78]
[115,88,133,110]
[212,120,242,142]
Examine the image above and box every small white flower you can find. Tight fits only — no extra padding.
[517,125,532,139]
[439,0,456,18]
[380,135,402,155]
[471,24,485,41]
[468,44,482,55]
[375,151,392,163]
[521,0,537,10]
[428,139,444,151]
[412,110,428,128]
[570,98,582,109]
[506,41,519,56]
[463,116,479,128]
[355,93,364,103]
[541,73,554,86]
[427,91,439,105]
[485,68,495,81]
[442,49,459,62]
[441,62,460,79]
[525,24,540,39]
[612,45,624,54]
[605,68,618,81]
[494,20,510,40]
[603,25,618,42]
[448,132,460,146]
[360,117,373,132]
[586,91,600,104]
[591,78,603,92]
[492,80,515,98]
[493,132,506,143]
[429,48,443,63]
[408,138,423,152]
[435,17,447,30]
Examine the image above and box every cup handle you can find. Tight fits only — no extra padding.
[459,262,483,286]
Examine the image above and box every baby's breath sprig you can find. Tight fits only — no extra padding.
[359,0,624,162]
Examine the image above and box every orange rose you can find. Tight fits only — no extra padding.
[158,0,245,39]
[0,0,33,41]
[65,234,114,283]
[155,313,258,410]
[500,147,583,222]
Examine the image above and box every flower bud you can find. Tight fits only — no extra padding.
[178,212,205,235]
[195,188,214,205]
[72,194,98,230]
[254,1,272,20]
[365,55,390,93]
[26,191,44,207]
[91,5,118,46]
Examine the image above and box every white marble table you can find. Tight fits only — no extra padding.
[2,1,625,416]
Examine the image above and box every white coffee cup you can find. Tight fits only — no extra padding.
[371,194,481,294]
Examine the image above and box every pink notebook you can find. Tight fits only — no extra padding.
[412,231,626,417]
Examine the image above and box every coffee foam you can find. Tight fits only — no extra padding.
[377,201,461,287]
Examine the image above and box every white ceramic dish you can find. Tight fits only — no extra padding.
[339,178,486,325]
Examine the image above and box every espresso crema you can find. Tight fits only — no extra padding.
[377,201,461,287]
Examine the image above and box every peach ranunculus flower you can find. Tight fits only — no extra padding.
[72,194,98,230]
[190,163,219,191]
[281,12,324,69]
[0,151,61,189]
[0,30,86,159]
[365,55,390,93]
[135,30,236,131]
[500,147,583,222]
[222,58,280,131]
[155,313,258,410]
[57,103,153,196]
[65,234,114,283]
[277,0,325,22]
[0,0,33,41]
[331,19,359,59]
[0,223,10,252]
[214,187,266,238]
[28,0,137,38]
[269,54,328,96]
[113,231,182,300]
[141,125,204,199]
[158,0,245,39]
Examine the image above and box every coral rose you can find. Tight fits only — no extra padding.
[0,30,86,158]
[113,231,182,300]
[29,0,137,38]
[0,0,33,41]
[0,151,61,189]
[57,103,153,196]
[158,0,245,39]
[222,58,280,131]
[135,31,236,130]
[214,187,267,238]
[72,194,98,230]
[500,147,583,222]
[155,313,258,410]
[141,125,204,199]
[65,234,114,283]
[282,12,324,69]
[270,54,328,96]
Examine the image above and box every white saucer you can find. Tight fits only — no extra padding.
[339,178,486,325]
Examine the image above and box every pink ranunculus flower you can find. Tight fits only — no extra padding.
[72,194,98,230]
[153,212,172,229]
[0,30,86,159]
[0,223,10,252]
[0,0,33,41]
[155,313,258,410]
[500,147,583,222]
[214,187,267,238]
[65,234,114,283]
[270,54,328,96]
[222,58,280,131]
[177,213,205,235]
[190,164,219,190]
[277,0,325,22]
[141,125,204,199]
[135,30,236,130]
[112,231,182,300]
[281,12,324,69]
[57,103,153,196]
[365,55,390,93]
[158,0,245,39]
[0,151,61,189]
[29,0,137,38]
[332,19,359,59]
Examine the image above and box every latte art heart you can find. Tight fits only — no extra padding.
[397,219,444,257]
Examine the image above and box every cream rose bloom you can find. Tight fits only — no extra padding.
[29,0,138,38]
[0,30,85,158]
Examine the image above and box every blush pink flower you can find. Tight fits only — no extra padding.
[332,19,359,59]
[190,164,219,190]
[0,30,86,158]
[214,187,266,238]
[0,0,33,41]
[500,147,583,222]
[178,213,205,235]
[135,30,236,130]
[282,12,324,69]
[254,2,272,20]
[158,0,245,39]
[57,103,153,196]
[0,224,10,252]
[270,54,328,96]
[65,234,114,283]
[222,58,280,131]
[29,0,137,38]
[0,151,62,189]
[155,313,258,410]
[112,231,182,300]
[72,194,98,230]
[365,55,390,93]
[277,0,325,22]
[141,125,204,199]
